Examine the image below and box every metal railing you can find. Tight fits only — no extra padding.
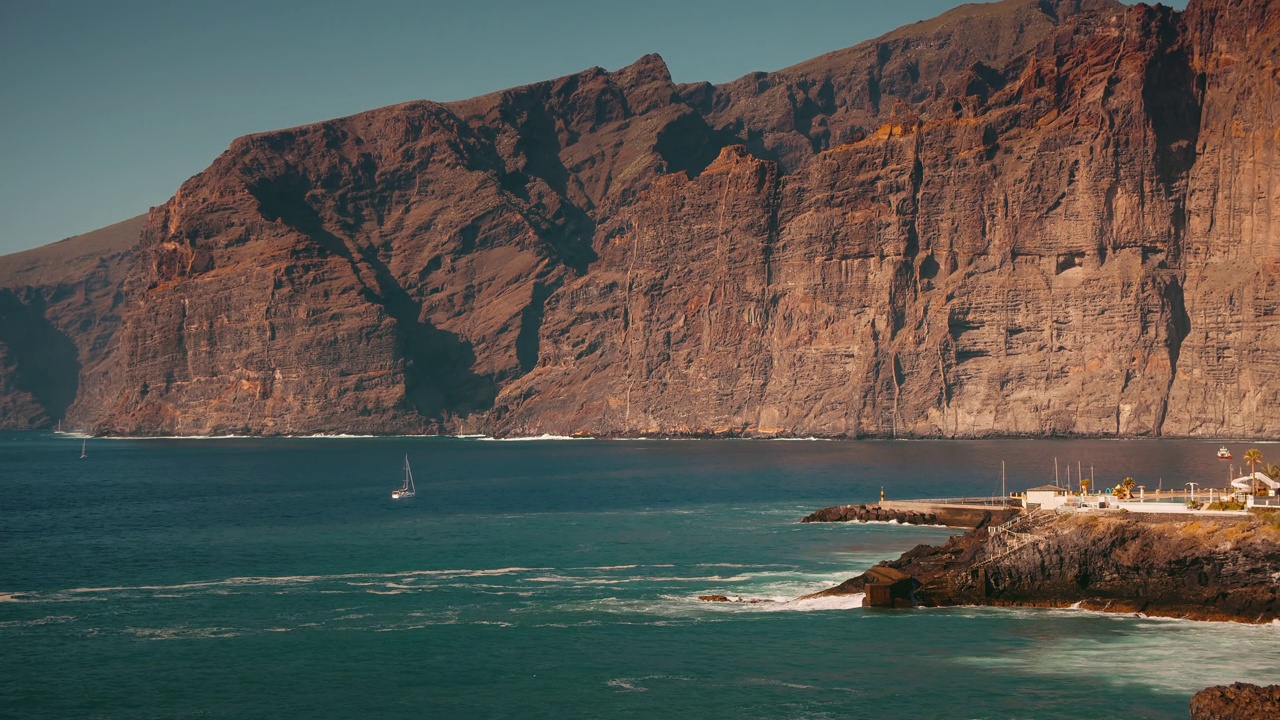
[975,510,1042,568]
[903,496,1023,507]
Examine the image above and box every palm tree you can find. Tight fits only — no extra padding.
[1243,449,1264,494]
[1081,478,1091,495]
[1121,477,1136,499]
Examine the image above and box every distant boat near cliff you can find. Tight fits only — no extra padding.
[1217,447,1232,460]
[391,455,416,500]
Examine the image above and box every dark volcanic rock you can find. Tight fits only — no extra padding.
[1190,683,1280,720]
[0,215,145,429]
[813,512,1280,623]
[801,504,941,526]
[2,0,1279,436]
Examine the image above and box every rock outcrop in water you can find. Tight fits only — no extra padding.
[802,505,941,526]
[812,511,1280,623]
[1,0,1278,436]
[1190,683,1280,719]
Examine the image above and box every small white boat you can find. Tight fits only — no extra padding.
[391,455,416,499]
[1217,446,1232,460]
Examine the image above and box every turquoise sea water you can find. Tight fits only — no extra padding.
[2,434,1278,719]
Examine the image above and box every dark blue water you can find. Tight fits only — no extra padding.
[2,434,1276,718]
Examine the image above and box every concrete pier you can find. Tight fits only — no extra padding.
[877,500,1022,529]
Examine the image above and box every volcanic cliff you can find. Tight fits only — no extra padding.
[1,0,1277,436]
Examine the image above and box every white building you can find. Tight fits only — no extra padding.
[1024,484,1072,510]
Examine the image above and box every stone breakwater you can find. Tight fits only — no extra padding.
[801,504,940,526]
[801,501,1022,529]
[810,511,1280,623]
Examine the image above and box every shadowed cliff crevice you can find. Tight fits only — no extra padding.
[1142,7,1202,266]
[655,113,737,177]
[250,179,497,420]
[480,104,601,275]
[1157,275,1192,434]
[0,289,81,422]
[516,280,558,375]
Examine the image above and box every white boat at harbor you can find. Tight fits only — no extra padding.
[391,455,416,499]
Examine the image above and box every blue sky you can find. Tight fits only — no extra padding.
[0,0,1188,256]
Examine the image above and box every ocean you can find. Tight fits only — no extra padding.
[2,434,1277,719]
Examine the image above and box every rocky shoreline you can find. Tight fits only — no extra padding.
[1191,683,1280,719]
[809,510,1280,623]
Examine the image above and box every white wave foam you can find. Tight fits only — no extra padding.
[298,433,377,438]
[747,679,820,690]
[606,675,693,692]
[0,614,76,629]
[478,434,591,441]
[953,610,1280,693]
[775,593,866,612]
[607,678,646,692]
[693,563,789,569]
[126,626,244,640]
[11,566,555,601]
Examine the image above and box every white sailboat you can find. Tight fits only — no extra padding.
[391,455,416,499]
[80,439,87,459]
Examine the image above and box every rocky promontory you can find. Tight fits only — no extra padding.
[813,511,1280,622]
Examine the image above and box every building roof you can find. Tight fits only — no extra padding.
[1025,484,1068,494]
[864,566,911,584]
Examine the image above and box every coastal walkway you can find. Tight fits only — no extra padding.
[877,499,1022,529]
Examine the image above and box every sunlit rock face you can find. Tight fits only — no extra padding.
[3,0,1278,437]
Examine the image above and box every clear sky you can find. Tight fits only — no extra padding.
[0,0,1188,256]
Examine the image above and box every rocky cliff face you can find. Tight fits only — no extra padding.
[816,511,1280,623]
[1,0,1277,436]
[0,216,144,429]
